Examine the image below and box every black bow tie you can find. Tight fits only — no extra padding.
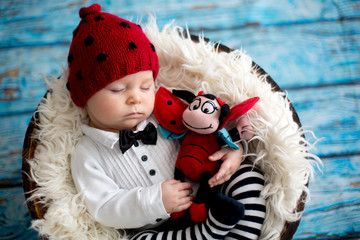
[119,122,157,153]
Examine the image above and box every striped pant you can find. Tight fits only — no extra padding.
[131,163,266,240]
[222,164,266,240]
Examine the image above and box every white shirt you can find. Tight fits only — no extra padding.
[71,115,180,229]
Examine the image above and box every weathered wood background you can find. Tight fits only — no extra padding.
[0,0,359,239]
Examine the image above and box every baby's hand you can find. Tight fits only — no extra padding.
[208,144,244,188]
[161,179,194,213]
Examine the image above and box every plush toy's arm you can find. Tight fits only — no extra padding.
[158,125,188,140]
[216,128,241,150]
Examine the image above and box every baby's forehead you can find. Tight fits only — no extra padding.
[110,71,155,85]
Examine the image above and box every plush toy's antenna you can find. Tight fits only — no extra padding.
[172,89,196,104]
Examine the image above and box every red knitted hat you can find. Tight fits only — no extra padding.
[67,4,159,108]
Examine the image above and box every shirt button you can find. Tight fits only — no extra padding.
[149,169,156,176]
[141,155,148,161]
[134,141,139,147]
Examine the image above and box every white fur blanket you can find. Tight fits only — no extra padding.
[26,18,320,239]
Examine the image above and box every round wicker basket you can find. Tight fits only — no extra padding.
[22,36,307,240]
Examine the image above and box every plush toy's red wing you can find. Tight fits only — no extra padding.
[154,87,188,134]
[219,97,260,130]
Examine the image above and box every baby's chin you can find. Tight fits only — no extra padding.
[121,119,147,131]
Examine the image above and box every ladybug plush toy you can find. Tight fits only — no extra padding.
[154,86,259,222]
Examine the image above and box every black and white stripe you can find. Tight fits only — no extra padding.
[222,164,266,240]
[130,210,239,240]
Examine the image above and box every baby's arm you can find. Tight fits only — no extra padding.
[71,142,169,229]
[208,115,255,187]
[208,144,244,187]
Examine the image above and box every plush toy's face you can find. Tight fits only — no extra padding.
[182,96,221,135]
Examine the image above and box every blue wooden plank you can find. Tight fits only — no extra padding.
[303,156,360,213]
[203,19,360,89]
[1,0,359,48]
[0,155,23,187]
[0,114,32,154]
[0,187,39,240]
[0,114,31,186]
[294,155,360,239]
[0,46,67,116]
[288,84,360,158]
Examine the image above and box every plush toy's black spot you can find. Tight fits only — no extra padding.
[120,22,130,28]
[171,120,176,125]
[84,35,94,46]
[167,100,172,105]
[76,70,82,80]
[66,82,70,90]
[73,27,79,36]
[67,53,74,63]
[150,43,156,52]
[94,15,104,21]
[97,53,109,62]
[129,42,138,50]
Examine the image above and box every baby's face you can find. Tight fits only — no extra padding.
[86,70,155,132]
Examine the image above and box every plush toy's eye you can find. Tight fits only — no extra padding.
[201,101,218,114]
[189,98,201,111]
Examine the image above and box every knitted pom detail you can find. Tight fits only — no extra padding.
[79,4,101,19]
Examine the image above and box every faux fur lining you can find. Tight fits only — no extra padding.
[26,18,321,240]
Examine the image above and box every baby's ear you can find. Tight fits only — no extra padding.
[172,89,195,104]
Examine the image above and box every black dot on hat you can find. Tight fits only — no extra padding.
[76,70,82,80]
[171,120,176,125]
[120,22,130,28]
[66,82,70,90]
[94,15,104,21]
[167,100,172,105]
[137,24,142,30]
[67,53,74,63]
[97,53,109,62]
[129,42,138,50]
[73,27,79,37]
[84,35,94,46]
[150,43,156,52]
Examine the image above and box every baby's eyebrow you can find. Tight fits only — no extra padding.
[106,82,125,88]
[141,80,153,85]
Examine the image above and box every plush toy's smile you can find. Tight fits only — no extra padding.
[182,120,213,130]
